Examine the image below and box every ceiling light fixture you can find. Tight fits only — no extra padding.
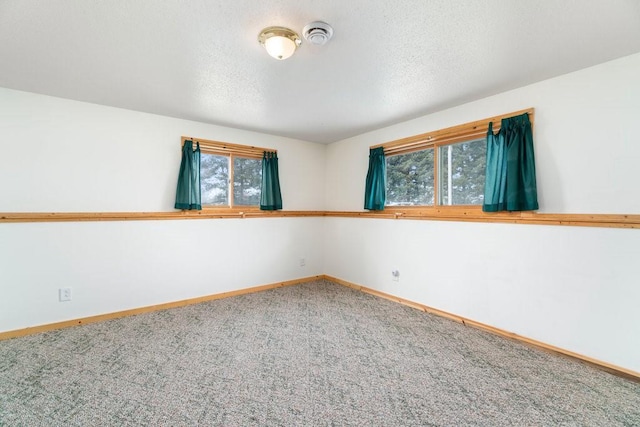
[258,26,301,60]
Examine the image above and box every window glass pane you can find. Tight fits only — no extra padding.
[201,153,229,205]
[439,139,486,205]
[386,149,434,206]
[233,157,262,206]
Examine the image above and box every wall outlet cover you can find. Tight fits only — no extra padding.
[59,287,72,302]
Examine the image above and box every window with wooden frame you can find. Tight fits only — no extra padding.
[374,108,534,208]
[181,136,276,209]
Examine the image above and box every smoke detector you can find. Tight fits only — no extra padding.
[303,21,334,46]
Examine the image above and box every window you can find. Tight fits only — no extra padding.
[182,137,275,208]
[438,139,486,205]
[231,157,262,206]
[200,154,230,205]
[376,108,533,208]
[386,148,434,206]
[201,154,262,206]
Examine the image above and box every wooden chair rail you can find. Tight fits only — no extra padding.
[1,209,639,228]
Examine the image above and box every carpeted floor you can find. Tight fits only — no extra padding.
[0,280,638,426]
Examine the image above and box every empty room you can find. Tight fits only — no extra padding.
[1,1,639,425]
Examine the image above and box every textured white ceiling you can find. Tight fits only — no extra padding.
[1,1,639,143]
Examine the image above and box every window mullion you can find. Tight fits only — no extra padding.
[229,154,235,208]
[446,145,452,205]
[433,147,439,206]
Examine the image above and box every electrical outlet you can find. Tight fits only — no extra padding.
[59,287,72,302]
[299,257,306,267]
[392,270,400,282]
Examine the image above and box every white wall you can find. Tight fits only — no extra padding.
[324,53,640,373]
[326,53,640,214]
[323,218,640,373]
[1,217,324,332]
[0,88,326,212]
[0,89,325,331]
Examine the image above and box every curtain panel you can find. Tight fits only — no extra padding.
[483,113,538,212]
[260,151,282,210]
[174,140,202,210]
[364,147,386,210]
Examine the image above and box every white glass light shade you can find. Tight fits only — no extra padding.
[258,27,301,60]
[264,36,297,60]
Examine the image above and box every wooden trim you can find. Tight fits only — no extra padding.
[374,108,534,156]
[186,136,274,208]
[323,275,640,382]
[182,136,275,159]
[0,210,325,223]
[0,276,323,341]
[1,209,639,228]
[0,269,637,381]
[323,209,640,229]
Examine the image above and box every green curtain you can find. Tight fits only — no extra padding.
[483,113,538,212]
[260,151,282,210]
[174,140,202,210]
[364,147,386,210]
